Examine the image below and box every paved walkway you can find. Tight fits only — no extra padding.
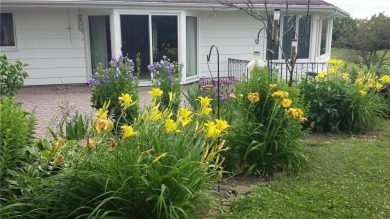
[14,85,168,139]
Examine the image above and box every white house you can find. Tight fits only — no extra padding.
[0,0,348,86]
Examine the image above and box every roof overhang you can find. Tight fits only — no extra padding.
[0,0,350,17]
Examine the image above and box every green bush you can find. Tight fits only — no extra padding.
[300,59,387,133]
[0,98,36,206]
[148,56,182,114]
[0,55,29,98]
[90,54,140,128]
[224,67,307,176]
[49,111,92,141]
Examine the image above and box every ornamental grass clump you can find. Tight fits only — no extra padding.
[300,59,387,133]
[25,89,228,219]
[90,54,140,128]
[224,67,307,176]
[148,56,182,114]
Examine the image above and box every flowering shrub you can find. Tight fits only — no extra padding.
[15,89,228,218]
[148,56,182,113]
[300,59,387,133]
[90,54,140,128]
[224,67,307,175]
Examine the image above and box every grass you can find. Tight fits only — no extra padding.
[223,120,390,218]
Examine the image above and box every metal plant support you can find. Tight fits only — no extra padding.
[206,45,220,120]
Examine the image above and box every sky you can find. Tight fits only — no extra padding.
[325,0,390,19]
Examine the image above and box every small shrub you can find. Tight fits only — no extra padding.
[90,54,140,128]
[148,56,182,114]
[224,67,307,176]
[0,55,29,98]
[300,59,387,133]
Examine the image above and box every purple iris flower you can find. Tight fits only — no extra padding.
[119,54,124,61]
[129,60,134,66]
[167,64,174,73]
[88,77,95,87]
[94,80,100,86]
[102,76,109,83]
[147,64,154,73]
[114,74,119,80]
[111,56,116,62]
[107,68,112,74]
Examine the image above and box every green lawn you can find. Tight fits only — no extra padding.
[224,120,390,218]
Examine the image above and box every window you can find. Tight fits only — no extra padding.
[266,15,311,60]
[282,15,311,59]
[89,15,111,70]
[0,13,16,47]
[186,16,197,77]
[320,18,328,55]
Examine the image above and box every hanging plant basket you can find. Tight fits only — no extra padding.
[202,85,214,91]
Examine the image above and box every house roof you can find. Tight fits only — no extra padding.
[1,0,349,16]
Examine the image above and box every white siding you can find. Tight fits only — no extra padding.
[198,11,265,78]
[1,8,87,85]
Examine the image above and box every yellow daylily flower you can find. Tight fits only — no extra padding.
[54,137,63,152]
[204,121,221,140]
[148,88,163,99]
[247,92,260,104]
[360,90,367,96]
[375,83,383,90]
[282,98,292,108]
[118,93,137,109]
[342,72,349,81]
[271,91,284,98]
[165,118,178,133]
[197,96,213,115]
[269,84,277,89]
[96,100,110,119]
[379,75,390,84]
[215,119,229,131]
[168,91,176,103]
[121,125,139,140]
[149,105,162,121]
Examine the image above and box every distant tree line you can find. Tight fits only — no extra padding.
[332,13,390,69]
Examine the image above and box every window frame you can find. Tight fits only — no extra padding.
[0,11,17,51]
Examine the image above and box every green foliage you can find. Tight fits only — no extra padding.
[224,67,307,176]
[0,55,29,98]
[0,98,36,207]
[149,56,182,113]
[90,54,140,127]
[300,60,387,133]
[49,111,92,141]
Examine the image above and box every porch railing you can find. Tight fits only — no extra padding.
[228,58,330,82]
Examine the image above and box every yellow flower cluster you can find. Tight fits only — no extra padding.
[95,100,114,133]
[380,75,390,84]
[198,96,213,115]
[178,107,193,127]
[204,119,229,140]
[271,90,289,99]
[286,108,306,122]
[355,70,384,94]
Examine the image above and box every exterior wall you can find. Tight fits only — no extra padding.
[1,8,87,85]
[198,11,265,79]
